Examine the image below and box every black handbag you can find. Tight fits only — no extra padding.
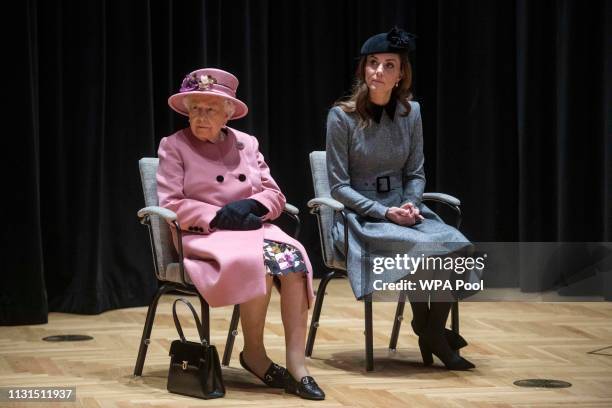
[166,298,225,399]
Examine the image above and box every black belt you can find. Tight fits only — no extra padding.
[351,175,402,193]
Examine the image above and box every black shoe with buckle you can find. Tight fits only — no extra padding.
[285,373,325,400]
[239,352,287,388]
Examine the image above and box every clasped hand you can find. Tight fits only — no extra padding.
[385,202,424,226]
[210,199,265,231]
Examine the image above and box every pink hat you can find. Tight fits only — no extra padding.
[167,68,248,119]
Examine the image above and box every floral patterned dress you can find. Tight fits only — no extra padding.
[263,240,308,276]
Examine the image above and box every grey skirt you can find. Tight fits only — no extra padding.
[333,204,472,299]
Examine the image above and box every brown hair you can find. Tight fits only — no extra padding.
[335,53,413,128]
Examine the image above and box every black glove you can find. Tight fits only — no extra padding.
[211,212,262,230]
[225,199,268,217]
[210,199,267,230]
[250,200,269,217]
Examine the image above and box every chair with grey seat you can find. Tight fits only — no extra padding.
[134,157,302,376]
[305,151,462,371]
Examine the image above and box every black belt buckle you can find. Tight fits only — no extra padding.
[376,176,391,193]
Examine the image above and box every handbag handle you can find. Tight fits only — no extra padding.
[172,298,208,346]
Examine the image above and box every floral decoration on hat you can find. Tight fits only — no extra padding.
[180,74,218,92]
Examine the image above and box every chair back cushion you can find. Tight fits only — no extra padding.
[139,158,178,280]
[309,151,341,267]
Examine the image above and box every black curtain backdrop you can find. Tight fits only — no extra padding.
[4,0,610,324]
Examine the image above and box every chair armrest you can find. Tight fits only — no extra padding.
[308,197,349,269]
[278,203,301,239]
[137,205,189,286]
[137,206,177,222]
[422,193,461,207]
[283,203,299,215]
[422,192,462,229]
[307,197,345,212]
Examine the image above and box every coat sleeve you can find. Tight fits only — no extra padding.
[400,102,426,207]
[156,136,221,234]
[247,136,286,221]
[326,107,389,219]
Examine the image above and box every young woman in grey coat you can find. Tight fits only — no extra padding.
[326,27,475,370]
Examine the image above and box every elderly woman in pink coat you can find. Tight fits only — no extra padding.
[156,68,324,400]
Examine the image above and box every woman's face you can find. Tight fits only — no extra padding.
[364,53,403,95]
[187,95,230,142]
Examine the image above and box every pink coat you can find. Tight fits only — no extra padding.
[156,127,315,308]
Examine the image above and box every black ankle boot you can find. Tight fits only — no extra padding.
[411,320,468,350]
[418,330,475,370]
[285,373,325,400]
[418,301,475,370]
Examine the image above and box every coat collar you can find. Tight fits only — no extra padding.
[367,97,397,124]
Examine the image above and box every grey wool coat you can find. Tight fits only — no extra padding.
[326,100,470,299]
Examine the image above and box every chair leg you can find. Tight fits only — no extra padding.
[451,301,460,356]
[305,270,337,357]
[364,294,374,371]
[222,305,240,366]
[198,294,210,343]
[389,291,406,350]
[133,283,174,376]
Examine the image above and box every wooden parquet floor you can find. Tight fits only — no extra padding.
[1,279,611,407]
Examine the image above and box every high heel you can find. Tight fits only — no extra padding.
[418,338,434,366]
[418,331,475,370]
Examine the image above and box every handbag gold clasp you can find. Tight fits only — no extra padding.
[182,360,188,370]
